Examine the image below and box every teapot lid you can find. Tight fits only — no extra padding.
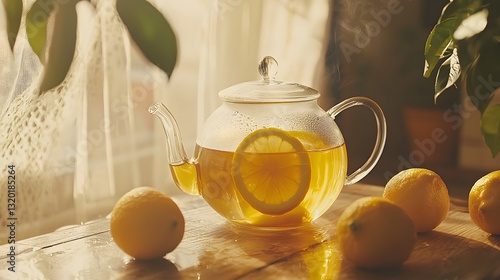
[218,56,320,103]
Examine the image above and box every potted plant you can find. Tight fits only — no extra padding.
[401,0,461,167]
[424,0,500,156]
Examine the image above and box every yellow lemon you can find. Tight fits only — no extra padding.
[110,187,185,260]
[337,196,417,269]
[383,168,450,232]
[232,128,311,215]
[336,196,416,269]
[469,171,500,235]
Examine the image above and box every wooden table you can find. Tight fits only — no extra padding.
[1,183,499,279]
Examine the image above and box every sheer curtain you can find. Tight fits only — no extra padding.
[198,0,333,131]
[0,0,184,242]
[0,0,332,242]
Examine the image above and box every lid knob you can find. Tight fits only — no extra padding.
[218,56,320,103]
[258,56,278,81]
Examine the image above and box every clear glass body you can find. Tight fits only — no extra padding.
[151,96,386,228]
[172,101,347,228]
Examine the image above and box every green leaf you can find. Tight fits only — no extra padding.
[2,0,23,51]
[39,1,77,93]
[424,0,485,77]
[423,19,456,77]
[439,0,484,24]
[116,0,177,78]
[26,0,56,62]
[455,1,500,70]
[453,9,488,40]
[434,49,461,101]
[481,104,500,157]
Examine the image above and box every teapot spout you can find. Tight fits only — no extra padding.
[149,102,199,195]
[148,102,188,165]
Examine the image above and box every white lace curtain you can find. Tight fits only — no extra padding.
[0,0,331,242]
[0,0,174,242]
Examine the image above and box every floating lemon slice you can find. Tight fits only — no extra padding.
[288,130,329,150]
[232,128,311,215]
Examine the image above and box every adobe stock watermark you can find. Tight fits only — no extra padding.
[216,0,243,21]
[339,0,408,63]
[383,74,500,181]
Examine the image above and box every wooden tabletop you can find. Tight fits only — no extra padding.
[1,183,499,279]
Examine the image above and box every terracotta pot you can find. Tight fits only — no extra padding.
[403,107,460,166]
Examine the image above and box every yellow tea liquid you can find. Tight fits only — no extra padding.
[170,144,347,227]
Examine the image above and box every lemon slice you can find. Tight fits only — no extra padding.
[232,128,311,215]
[288,130,329,150]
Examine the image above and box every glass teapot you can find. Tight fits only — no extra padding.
[149,56,386,228]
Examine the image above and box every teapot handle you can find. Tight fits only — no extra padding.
[326,97,387,185]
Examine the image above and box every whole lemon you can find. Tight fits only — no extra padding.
[383,168,450,232]
[110,187,185,260]
[469,171,500,235]
[336,196,416,269]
